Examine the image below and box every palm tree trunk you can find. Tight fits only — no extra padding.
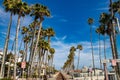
[109,34,120,79]
[103,33,109,80]
[7,56,11,78]
[17,37,23,62]
[14,14,21,80]
[45,50,48,73]
[110,34,116,58]
[98,33,102,69]
[77,50,80,70]
[29,22,37,63]
[31,20,43,75]
[25,43,28,62]
[37,49,41,78]
[0,13,12,77]
[51,55,54,73]
[109,0,120,78]
[90,25,95,76]
[104,34,106,59]
[28,26,37,77]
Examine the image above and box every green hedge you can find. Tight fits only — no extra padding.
[0,78,12,80]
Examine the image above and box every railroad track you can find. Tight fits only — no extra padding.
[56,72,67,80]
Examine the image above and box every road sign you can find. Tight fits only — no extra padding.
[102,59,120,63]
[21,61,26,68]
[111,59,117,66]
[116,59,120,62]
[102,59,110,63]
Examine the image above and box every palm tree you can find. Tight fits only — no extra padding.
[14,1,30,79]
[99,12,118,80]
[48,54,51,73]
[45,28,55,73]
[110,1,120,77]
[99,13,111,60]
[0,0,18,77]
[88,18,95,76]
[76,44,83,70]
[96,27,102,69]
[49,48,55,73]
[21,26,31,62]
[28,20,39,66]
[30,4,50,75]
[46,28,55,44]
[6,52,14,78]
[70,46,76,70]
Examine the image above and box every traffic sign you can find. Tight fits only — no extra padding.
[21,61,26,68]
[111,59,117,66]
[102,59,110,63]
[116,59,120,62]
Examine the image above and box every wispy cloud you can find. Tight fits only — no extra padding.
[51,37,111,70]
[0,32,15,41]
[0,7,10,27]
[54,36,67,41]
[1,32,6,35]
[62,36,67,40]
[92,25,97,29]
[0,6,33,27]
[59,19,68,22]
[50,14,68,22]
[9,34,15,41]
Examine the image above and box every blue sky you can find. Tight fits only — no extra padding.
[0,0,120,70]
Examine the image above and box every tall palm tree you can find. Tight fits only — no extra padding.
[30,4,50,74]
[14,1,30,79]
[48,54,51,73]
[0,0,18,77]
[76,44,83,70]
[6,52,14,78]
[46,28,55,44]
[23,35,31,61]
[49,48,55,73]
[28,20,39,66]
[110,1,120,77]
[70,46,76,70]
[99,13,111,60]
[21,26,31,62]
[45,28,55,72]
[88,18,95,76]
[99,12,118,80]
[96,27,102,69]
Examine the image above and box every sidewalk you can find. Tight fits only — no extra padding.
[61,72,73,80]
[48,72,59,80]
[18,72,60,80]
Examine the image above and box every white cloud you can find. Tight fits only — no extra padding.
[1,32,6,35]
[62,36,67,40]
[54,36,67,41]
[0,6,33,43]
[59,19,68,22]
[0,7,10,27]
[9,34,15,41]
[0,6,33,27]
[92,25,97,29]
[51,36,112,70]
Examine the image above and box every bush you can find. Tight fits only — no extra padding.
[0,78,12,80]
